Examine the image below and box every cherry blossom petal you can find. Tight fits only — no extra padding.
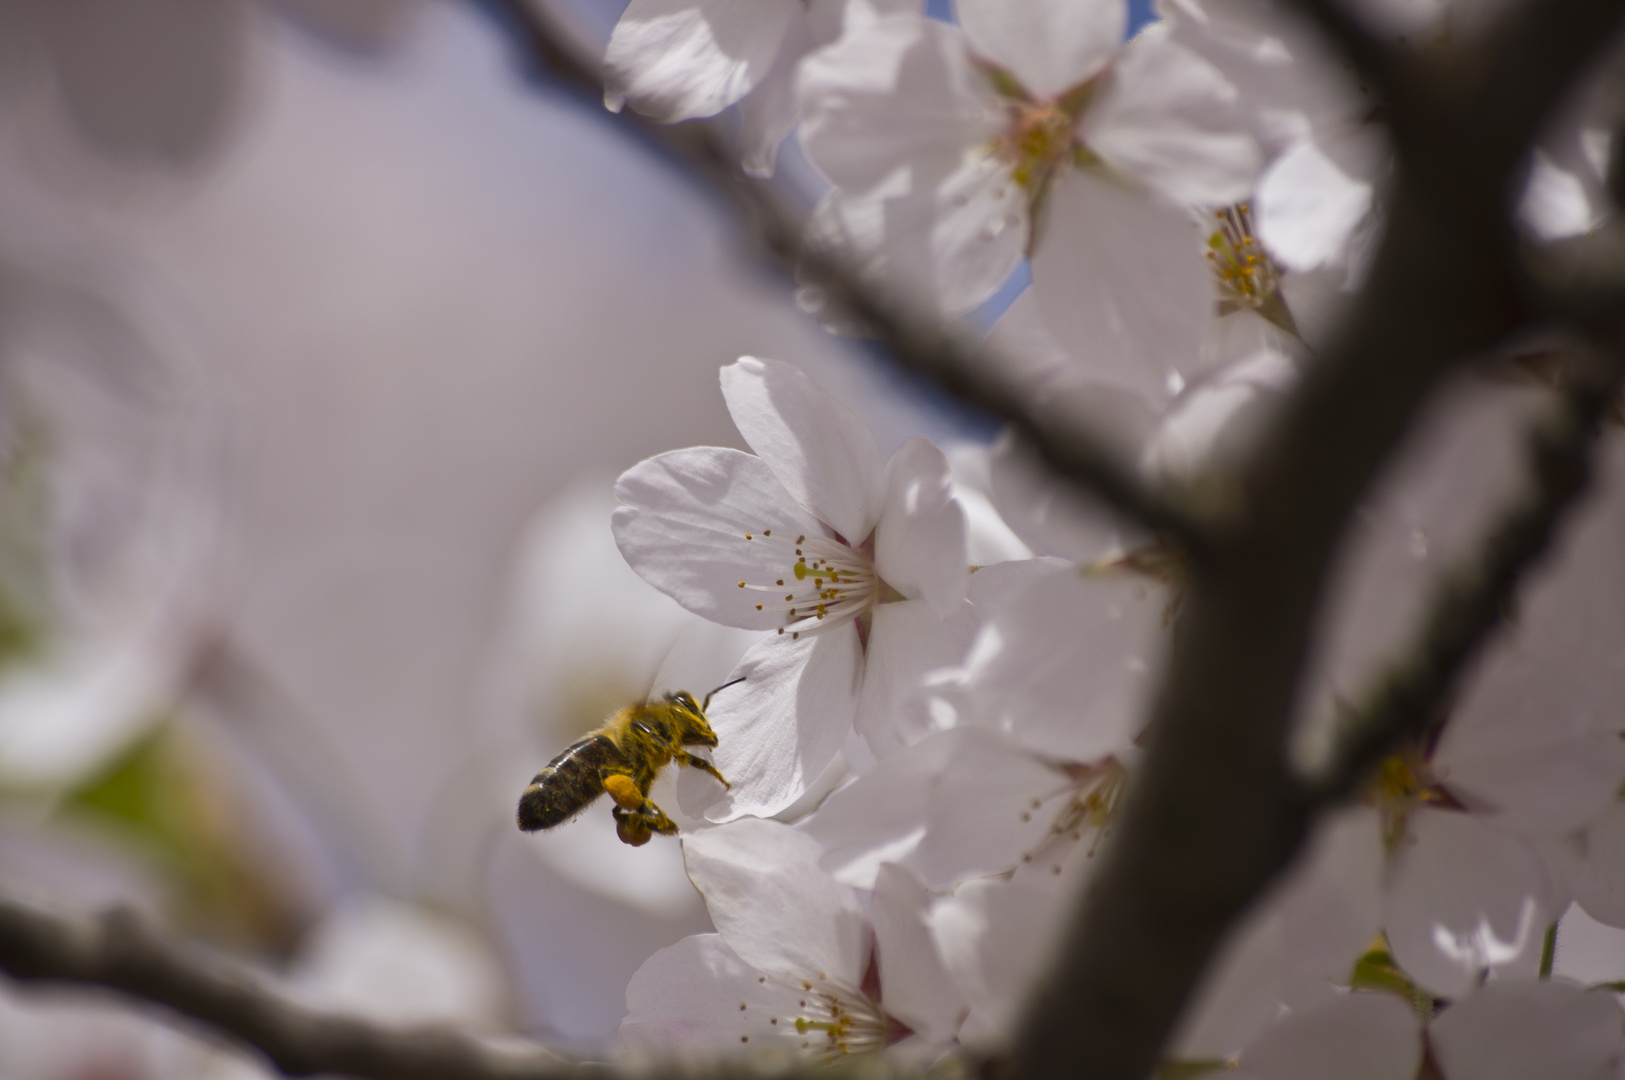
[683,820,871,992]
[1429,980,1623,1080]
[1160,0,1365,153]
[855,599,977,757]
[955,0,1123,100]
[1080,25,1261,206]
[911,728,1075,887]
[954,565,1166,761]
[1275,807,1384,1001]
[613,446,829,630]
[1255,135,1379,272]
[1562,801,1625,928]
[1171,902,1288,1058]
[736,8,814,178]
[872,862,966,1044]
[621,933,810,1055]
[875,436,969,614]
[605,0,795,123]
[802,729,960,888]
[720,357,886,543]
[805,158,1029,320]
[966,554,1078,607]
[981,288,1178,414]
[928,861,1087,1045]
[1293,379,1533,765]
[1384,808,1554,998]
[947,445,1036,564]
[1436,435,1625,837]
[1549,903,1625,986]
[798,15,1002,191]
[1240,993,1422,1080]
[1436,730,1625,840]
[1140,350,1297,496]
[682,626,862,822]
[1031,169,1215,400]
[987,429,1148,562]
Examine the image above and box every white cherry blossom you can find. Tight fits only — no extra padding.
[613,356,968,819]
[620,819,963,1061]
[1232,980,1622,1080]
[796,0,1259,335]
[1160,0,1389,274]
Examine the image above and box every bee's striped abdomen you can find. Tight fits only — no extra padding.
[517,734,625,831]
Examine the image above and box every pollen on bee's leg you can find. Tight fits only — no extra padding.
[604,773,643,810]
[615,812,653,847]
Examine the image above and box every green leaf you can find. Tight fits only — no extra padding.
[1349,944,1439,1016]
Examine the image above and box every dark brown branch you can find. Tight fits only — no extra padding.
[1271,0,1397,97]
[481,0,1203,543]
[1011,3,1625,1078]
[0,899,578,1080]
[1312,340,1625,803]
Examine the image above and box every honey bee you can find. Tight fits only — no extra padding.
[516,679,742,847]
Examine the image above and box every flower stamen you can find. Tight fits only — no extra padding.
[789,989,889,1060]
[1207,203,1298,335]
[739,530,879,637]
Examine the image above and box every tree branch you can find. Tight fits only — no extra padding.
[1311,339,1625,803]
[0,899,575,1080]
[1271,0,1396,99]
[0,897,941,1080]
[1011,3,1625,1077]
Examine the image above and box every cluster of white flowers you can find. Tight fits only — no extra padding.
[592,0,1625,1073]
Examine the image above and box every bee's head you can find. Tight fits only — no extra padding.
[665,690,719,748]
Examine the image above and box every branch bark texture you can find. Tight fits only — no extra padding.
[0,900,575,1080]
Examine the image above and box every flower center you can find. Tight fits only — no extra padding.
[1087,536,1189,623]
[1055,758,1129,841]
[1000,102,1077,192]
[1207,204,1297,335]
[1023,758,1131,873]
[737,530,879,640]
[1366,747,1451,848]
[791,986,890,1060]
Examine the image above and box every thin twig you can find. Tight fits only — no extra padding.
[1311,340,1625,803]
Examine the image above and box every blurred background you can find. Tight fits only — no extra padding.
[0,0,978,1069]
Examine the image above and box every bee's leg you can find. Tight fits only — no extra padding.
[633,799,680,835]
[675,751,730,790]
[603,771,680,840]
[612,806,653,847]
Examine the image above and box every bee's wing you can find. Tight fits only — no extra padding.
[641,627,686,703]
[646,622,752,704]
